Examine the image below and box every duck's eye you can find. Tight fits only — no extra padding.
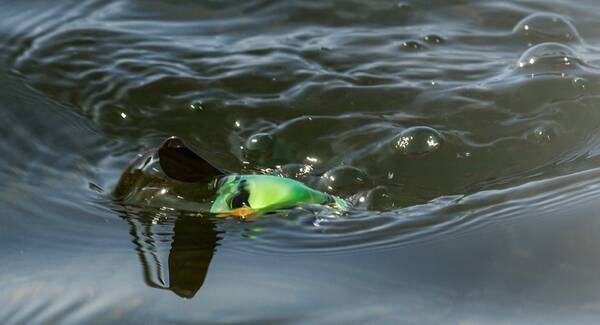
[230,188,250,209]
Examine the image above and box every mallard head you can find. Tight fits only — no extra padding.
[210,174,350,215]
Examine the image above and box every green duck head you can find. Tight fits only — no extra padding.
[210,174,351,215]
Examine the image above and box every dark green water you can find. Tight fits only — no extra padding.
[4,0,600,323]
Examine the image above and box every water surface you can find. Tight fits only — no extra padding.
[3,0,600,323]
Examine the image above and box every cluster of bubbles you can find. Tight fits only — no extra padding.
[234,12,598,213]
[513,13,585,74]
[240,123,445,210]
[510,12,593,154]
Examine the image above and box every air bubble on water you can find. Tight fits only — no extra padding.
[423,35,444,44]
[516,42,581,73]
[456,152,471,159]
[318,165,369,196]
[189,100,203,111]
[367,186,395,211]
[572,77,587,90]
[305,156,319,164]
[393,126,444,156]
[527,125,558,144]
[243,133,275,161]
[513,13,581,45]
[401,41,425,50]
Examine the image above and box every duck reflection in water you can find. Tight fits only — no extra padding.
[118,208,221,299]
[113,137,232,298]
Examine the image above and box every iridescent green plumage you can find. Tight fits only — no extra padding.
[117,137,352,216]
[210,174,351,214]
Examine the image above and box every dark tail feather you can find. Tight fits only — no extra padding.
[158,136,224,182]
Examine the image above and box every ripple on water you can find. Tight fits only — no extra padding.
[0,73,132,253]
[5,0,600,264]
[5,0,600,323]
[227,166,600,255]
